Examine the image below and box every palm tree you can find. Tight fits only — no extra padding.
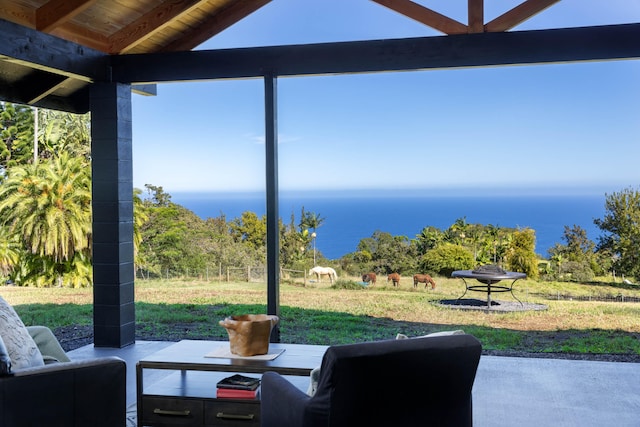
[299,207,325,265]
[415,226,443,255]
[0,105,93,286]
[447,217,469,245]
[0,153,91,280]
[299,207,325,233]
[0,227,20,277]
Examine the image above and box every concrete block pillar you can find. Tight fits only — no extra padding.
[90,82,135,348]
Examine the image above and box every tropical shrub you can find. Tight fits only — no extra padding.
[420,243,475,276]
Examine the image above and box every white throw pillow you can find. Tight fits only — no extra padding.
[395,330,465,340]
[0,295,44,369]
[307,366,322,396]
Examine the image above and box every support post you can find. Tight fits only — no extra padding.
[264,73,280,342]
[90,82,135,348]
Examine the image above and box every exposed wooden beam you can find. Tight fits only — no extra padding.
[108,0,209,54]
[468,0,484,33]
[132,84,157,97]
[0,18,108,81]
[486,0,561,32]
[18,73,70,105]
[0,80,89,113]
[160,0,272,52]
[371,0,468,35]
[36,0,97,32]
[110,23,640,84]
[36,91,89,113]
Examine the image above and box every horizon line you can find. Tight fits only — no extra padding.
[163,185,624,198]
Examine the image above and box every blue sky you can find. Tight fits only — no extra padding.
[131,1,640,196]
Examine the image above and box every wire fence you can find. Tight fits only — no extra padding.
[535,292,640,303]
[512,287,640,304]
[136,266,640,303]
[136,265,311,284]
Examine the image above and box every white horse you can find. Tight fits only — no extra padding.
[309,266,338,283]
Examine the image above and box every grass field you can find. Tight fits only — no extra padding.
[2,275,640,358]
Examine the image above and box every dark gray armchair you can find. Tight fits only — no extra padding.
[261,333,482,427]
[0,326,126,427]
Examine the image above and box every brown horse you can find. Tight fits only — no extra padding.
[387,272,401,287]
[413,273,436,290]
[362,272,377,285]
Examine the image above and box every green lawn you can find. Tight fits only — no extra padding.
[3,275,640,358]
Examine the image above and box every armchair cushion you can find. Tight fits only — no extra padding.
[0,295,44,370]
[0,334,11,375]
[26,325,71,363]
[263,333,482,427]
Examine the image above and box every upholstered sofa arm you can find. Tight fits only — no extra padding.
[0,356,126,427]
[262,371,327,427]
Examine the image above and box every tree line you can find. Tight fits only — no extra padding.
[1,102,638,287]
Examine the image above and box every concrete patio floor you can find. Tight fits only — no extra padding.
[68,341,640,427]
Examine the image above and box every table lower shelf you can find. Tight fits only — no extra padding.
[142,395,259,427]
[140,370,310,427]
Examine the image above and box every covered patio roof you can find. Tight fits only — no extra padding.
[5,0,639,113]
[1,0,639,347]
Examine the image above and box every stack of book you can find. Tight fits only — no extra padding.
[216,374,261,399]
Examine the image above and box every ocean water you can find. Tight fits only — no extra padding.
[171,190,606,260]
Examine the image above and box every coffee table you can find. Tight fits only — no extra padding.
[136,340,327,427]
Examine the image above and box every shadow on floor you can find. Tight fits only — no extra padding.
[68,340,640,427]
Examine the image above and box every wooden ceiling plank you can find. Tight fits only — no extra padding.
[108,0,210,54]
[36,0,98,32]
[371,0,468,35]
[468,0,484,33]
[51,22,110,52]
[0,3,34,27]
[486,0,561,32]
[111,23,640,83]
[161,0,272,52]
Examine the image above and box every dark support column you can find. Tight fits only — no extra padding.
[264,73,280,342]
[90,82,135,348]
